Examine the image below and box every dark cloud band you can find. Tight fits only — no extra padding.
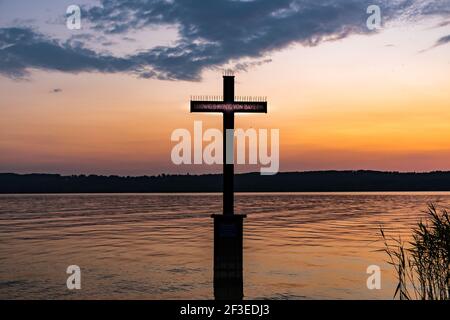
[0,0,449,80]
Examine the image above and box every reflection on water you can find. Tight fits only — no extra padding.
[1,192,449,299]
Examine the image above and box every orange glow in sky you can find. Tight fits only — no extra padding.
[1,19,449,175]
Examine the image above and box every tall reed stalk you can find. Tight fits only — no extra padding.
[381,203,450,300]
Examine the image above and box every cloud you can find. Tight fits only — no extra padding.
[435,34,450,46]
[0,27,136,79]
[232,59,273,72]
[1,0,449,80]
[419,33,450,52]
[419,0,450,15]
[434,20,450,27]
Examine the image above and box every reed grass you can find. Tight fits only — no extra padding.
[381,203,450,300]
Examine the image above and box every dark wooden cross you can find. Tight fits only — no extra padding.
[191,71,267,215]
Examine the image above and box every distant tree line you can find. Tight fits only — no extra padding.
[1,171,450,193]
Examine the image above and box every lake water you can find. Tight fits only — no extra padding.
[1,192,449,300]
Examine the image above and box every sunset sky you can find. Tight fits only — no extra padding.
[1,0,449,175]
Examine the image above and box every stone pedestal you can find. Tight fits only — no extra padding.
[211,213,246,300]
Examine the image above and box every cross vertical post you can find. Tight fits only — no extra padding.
[223,74,234,215]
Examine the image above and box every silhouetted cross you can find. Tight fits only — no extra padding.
[190,71,267,215]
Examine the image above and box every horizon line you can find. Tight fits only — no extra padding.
[2,169,450,178]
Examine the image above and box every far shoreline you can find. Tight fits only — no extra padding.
[2,171,450,193]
